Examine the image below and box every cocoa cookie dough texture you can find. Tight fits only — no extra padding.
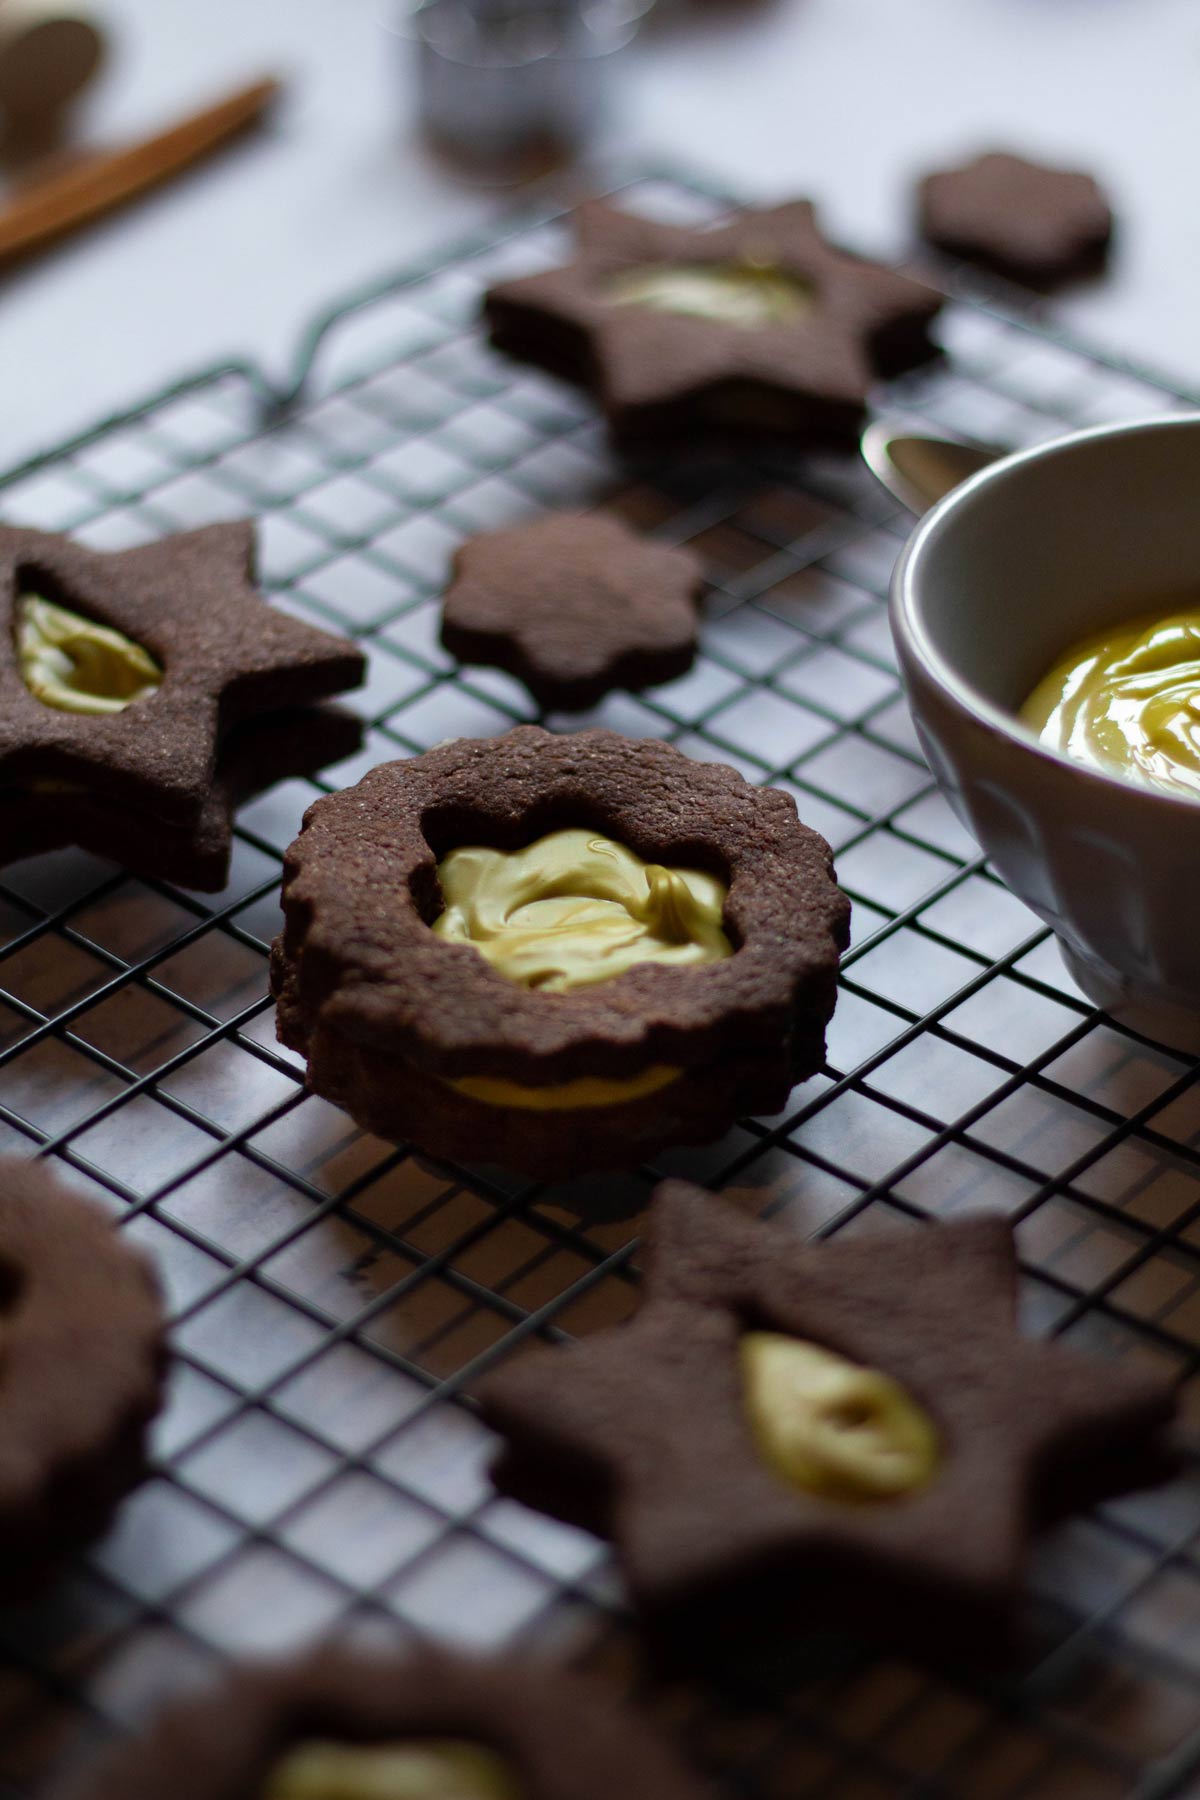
[0,703,363,892]
[917,151,1113,286]
[484,198,943,443]
[271,727,850,1178]
[481,1182,1181,1665]
[0,1157,167,1594]
[49,1646,715,1800]
[440,511,704,711]
[0,522,364,888]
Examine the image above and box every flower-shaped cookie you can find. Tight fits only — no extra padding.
[485,199,943,442]
[481,1181,1180,1662]
[917,151,1113,286]
[441,512,704,711]
[271,728,849,1177]
[0,1157,166,1593]
[50,1646,714,1800]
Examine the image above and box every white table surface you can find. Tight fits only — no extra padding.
[3,0,1198,473]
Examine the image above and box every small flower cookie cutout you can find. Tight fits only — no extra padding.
[441,511,704,710]
[917,151,1113,286]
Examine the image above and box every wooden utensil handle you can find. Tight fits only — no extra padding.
[0,76,281,269]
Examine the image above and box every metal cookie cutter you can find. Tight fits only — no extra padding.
[394,0,652,172]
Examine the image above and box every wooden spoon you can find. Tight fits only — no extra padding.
[0,75,281,270]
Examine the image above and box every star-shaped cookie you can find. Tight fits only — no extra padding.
[0,703,363,890]
[53,1648,712,1800]
[484,199,943,443]
[917,152,1113,286]
[441,511,704,710]
[0,521,364,827]
[480,1181,1179,1663]
[54,1647,715,1800]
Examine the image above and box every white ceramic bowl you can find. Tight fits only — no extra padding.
[890,412,1200,1052]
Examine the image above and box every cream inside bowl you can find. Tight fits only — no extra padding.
[890,411,1200,1051]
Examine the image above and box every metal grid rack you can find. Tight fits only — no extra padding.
[1,172,1199,1800]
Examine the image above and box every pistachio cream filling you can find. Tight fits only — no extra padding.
[741,1332,939,1503]
[16,595,161,715]
[608,261,812,329]
[431,829,731,1112]
[262,1740,522,1800]
[432,828,732,993]
[449,1064,682,1112]
[1021,603,1200,801]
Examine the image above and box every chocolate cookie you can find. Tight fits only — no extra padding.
[0,522,364,828]
[271,727,849,1178]
[480,1181,1180,1663]
[440,512,704,711]
[917,151,1113,286]
[0,1157,167,1593]
[484,199,943,444]
[50,1645,714,1800]
[0,704,363,891]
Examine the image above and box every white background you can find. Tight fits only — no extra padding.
[3,0,1199,471]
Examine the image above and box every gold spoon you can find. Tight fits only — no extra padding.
[860,418,1001,515]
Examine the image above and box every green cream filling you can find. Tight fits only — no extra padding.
[741,1333,940,1503]
[262,1739,522,1800]
[608,261,812,328]
[432,828,731,994]
[16,594,161,715]
[429,829,733,1111]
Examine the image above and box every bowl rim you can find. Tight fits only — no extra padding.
[889,409,1200,818]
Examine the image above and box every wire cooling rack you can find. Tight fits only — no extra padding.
[1,171,1200,1800]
